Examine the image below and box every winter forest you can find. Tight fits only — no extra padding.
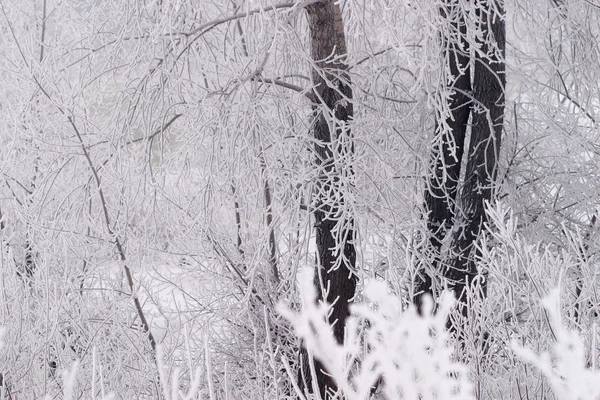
[0,0,599,398]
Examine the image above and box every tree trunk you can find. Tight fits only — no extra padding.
[417,0,471,308]
[299,2,357,398]
[447,0,506,307]
[419,0,506,317]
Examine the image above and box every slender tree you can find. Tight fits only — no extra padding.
[299,1,357,398]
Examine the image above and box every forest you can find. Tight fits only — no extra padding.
[0,0,599,399]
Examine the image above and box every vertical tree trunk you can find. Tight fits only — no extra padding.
[419,0,506,318]
[417,0,471,307]
[447,0,506,307]
[299,1,357,398]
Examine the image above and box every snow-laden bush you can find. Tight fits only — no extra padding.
[280,267,600,400]
[463,201,600,400]
[279,273,473,400]
[513,289,600,400]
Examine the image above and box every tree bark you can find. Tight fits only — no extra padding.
[299,1,357,398]
[447,0,506,307]
[417,0,471,307]
[419,0,506,318]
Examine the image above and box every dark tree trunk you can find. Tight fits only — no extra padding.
[417,0,471,308]
[447,0,506,307]
[418,0,506,317]
[299,2,357,398]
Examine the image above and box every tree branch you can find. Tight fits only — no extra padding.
[181,0,324,37]
[252,76,315,102]
[67,115,157,352]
